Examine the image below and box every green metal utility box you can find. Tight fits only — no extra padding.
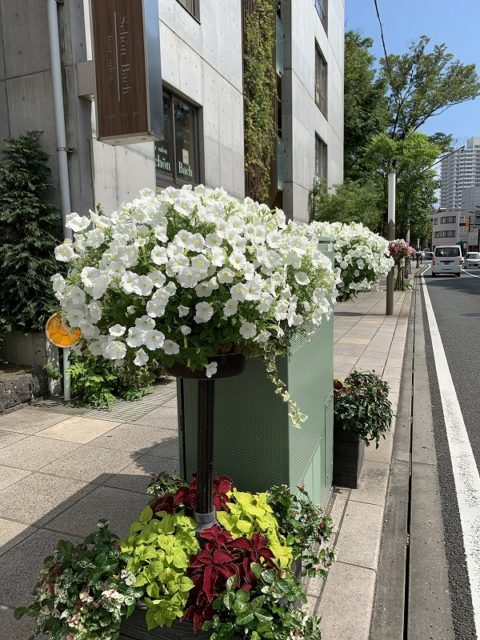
[177,241,334,507]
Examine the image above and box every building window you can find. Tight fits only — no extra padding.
[155,90,199,187]
[433,218,438,225]
[176,0,200,19]
[315,0,327,32]
[440,215,457,224]
[315,134,327,184]
[315,43,327,117]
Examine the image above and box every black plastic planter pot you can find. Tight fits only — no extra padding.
[332,423,365,489]
[119,609,243,639]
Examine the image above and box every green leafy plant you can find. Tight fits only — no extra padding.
[0,131,62,333]
[267,484,335,578]
[334,371,394,447]
[217,490,292,569]
[15,521,142,640]
[68,351,156,409]
[43,362,61,381]
[205,565,323,639]
[119,505,199,630]
[243,0,277,203]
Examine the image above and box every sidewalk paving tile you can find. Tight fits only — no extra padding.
[0,407,73,435]
[364,432,394,464]
[140,436,179,461]
[0,436,81,471]
[0,603,37,640]
[40,444,138,483]
[334,501,383,570]
[351,460,389,507]
[132,406,179,428]
[0,465,31,490]
[91,422,177,453]
[0,472,93,525]
[104,455,180,494]
[46,485,149,538]
[0,518,36,556]
[317,563,376,640]
[36,416,121,443]
[0,528,81,607]
[0,430,27,449]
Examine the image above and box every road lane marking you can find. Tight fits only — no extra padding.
[421,275,480,637]
[463,269,480,279]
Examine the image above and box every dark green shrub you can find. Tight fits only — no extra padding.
[68,351,159,409]
[0,131,62,333]
[334,370,393,447]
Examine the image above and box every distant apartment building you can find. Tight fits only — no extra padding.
[0,0,344,223]
[440,136,480,210]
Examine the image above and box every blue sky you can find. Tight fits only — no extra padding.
[345,0,480,145]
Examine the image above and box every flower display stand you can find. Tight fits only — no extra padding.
[178,241,335,507]
[332,424,364,489]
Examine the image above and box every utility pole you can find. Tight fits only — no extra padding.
[386,169,396,316]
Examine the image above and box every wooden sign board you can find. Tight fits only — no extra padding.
[91,0,163,144]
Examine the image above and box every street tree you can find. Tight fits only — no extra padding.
[344,31,388,180]
[364,132,440,244]
[381,36,480,140]
[310,179,383,231]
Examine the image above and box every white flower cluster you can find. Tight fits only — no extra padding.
[309,221,393,301]
[53,186,337,381]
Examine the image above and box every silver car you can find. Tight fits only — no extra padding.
[465,252,480,269]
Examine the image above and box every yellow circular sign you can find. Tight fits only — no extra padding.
[45,313,82,348]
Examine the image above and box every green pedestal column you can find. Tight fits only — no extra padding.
[177,241,334,506]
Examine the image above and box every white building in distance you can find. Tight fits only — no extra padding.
[440,136,480,210]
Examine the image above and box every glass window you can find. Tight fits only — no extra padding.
[155,89,199,187]
[315,0,327,32]
[176,0,199,19]
[315,134,327,184]
[315,44,327,117]
[174,97,197,185]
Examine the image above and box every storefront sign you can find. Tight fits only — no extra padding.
[91,0,163,144]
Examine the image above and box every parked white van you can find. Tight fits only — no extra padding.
[432,245,462,277]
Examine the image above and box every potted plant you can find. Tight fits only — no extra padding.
[53,185,337,426]
[332,371,394,488]
[388,239,416,291]
[16,475,335,639]
[309,221,394,301]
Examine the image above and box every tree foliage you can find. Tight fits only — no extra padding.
[0,131,62,333]
[381,36,480,140]
[344,31,388,180]
[310,179,383,231]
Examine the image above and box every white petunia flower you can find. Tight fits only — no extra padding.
[223,298,238,317]
[163,339,180,355]
[194,302,214,323]
[178,305,189,317]
[55,243,76,262]
[144,330,165,351]
[134,348,149,366]
[104,340,127,360]
[205,361,218,378]
[294,271,310,286]
[65,212,91,233]
[151,245,168,265]
[239,321,256,339]
[180,325,191,335]
[109,324,126,337]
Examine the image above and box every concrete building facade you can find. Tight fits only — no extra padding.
[0,0,344,222]
[440,136,480,210]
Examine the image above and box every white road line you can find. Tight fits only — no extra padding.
[463,269,480,279]
[421,276,480,637]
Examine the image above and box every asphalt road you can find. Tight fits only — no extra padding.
[422,268,480,640]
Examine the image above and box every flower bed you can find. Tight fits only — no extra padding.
[52,186,337,427]
[309,221,393,301]
[17,475,335,639]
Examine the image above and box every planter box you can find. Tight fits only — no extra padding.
[332,424,365,489]
[120,609,242,639]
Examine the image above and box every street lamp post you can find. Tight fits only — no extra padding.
[386,170,396,316]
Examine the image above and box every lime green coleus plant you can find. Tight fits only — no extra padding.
[120,505,199,630]
[216,490,293,569]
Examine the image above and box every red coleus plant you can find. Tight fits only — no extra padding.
[183,525,276,631]
[151,475,233,516]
